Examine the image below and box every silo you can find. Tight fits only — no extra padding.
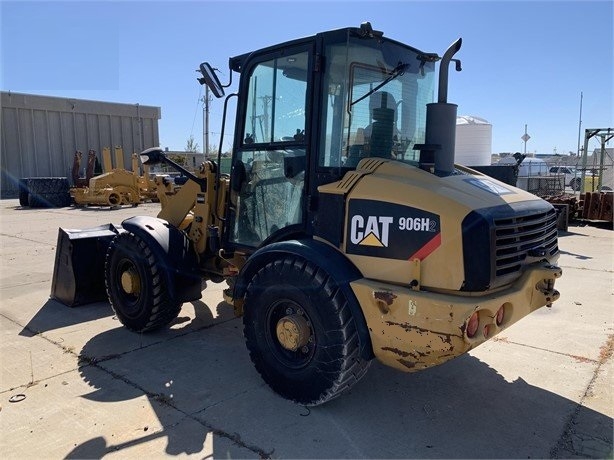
[455,115,492,166]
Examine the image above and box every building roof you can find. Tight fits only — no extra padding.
[457,115,491,125]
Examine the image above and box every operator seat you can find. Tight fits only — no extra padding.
[346,91,398,167]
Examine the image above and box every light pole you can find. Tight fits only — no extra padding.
[202,86,210,158]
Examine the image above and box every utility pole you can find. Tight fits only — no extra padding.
[576,91,583,157]
[202,87,211,157]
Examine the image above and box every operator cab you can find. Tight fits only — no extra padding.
[199,22,437,251]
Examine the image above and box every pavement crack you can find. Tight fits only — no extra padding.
[492,336,599,363]
[88,359,274,458]
[197,382,268,413]
[557,263,614,274]
[0,232,55,246]
[0,368,76,395]
[549,334,614,458]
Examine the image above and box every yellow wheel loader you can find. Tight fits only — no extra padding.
[52,23,561,406]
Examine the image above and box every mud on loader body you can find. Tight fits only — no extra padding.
[52,23,562,406]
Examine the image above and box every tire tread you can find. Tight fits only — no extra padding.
[105,232,181,332]
[243,256,370,406]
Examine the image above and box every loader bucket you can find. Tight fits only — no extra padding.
[51,224,122,307]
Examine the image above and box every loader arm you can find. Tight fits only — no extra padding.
[141,148,227,256]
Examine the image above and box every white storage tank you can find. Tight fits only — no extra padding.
[455,115,492,166]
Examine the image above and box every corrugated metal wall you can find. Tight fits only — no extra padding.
[1,91,161,197]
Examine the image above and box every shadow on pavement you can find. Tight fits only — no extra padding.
[558,249,593,260]
[19,299,113,336]
[67,315,613,459]
[64,299,245,458]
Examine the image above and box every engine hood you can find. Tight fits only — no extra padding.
[359,160,537,210]
[317,158,558,292]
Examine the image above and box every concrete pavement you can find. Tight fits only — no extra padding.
[0,199,612,459]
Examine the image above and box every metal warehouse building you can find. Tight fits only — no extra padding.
[0,91,161,197]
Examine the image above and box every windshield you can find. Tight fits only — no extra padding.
[319,33,435,169]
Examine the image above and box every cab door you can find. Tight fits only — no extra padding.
[227,44,313,249]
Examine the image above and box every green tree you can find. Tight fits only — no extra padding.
[185,135,200,153]
[168,154,187,166]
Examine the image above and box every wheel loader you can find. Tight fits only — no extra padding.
[51,23,562,406]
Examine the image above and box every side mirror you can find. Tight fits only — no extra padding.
[140,147,165,166]
[198,63,224,98]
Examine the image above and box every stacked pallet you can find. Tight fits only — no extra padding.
[581,191,613,222]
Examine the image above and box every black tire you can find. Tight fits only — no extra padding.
[18,178,29,206]
[26,177,70,208]
[29,192,71,208]
[105,232,182,332]
[243,257,370,406]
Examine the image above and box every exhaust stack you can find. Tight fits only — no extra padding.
[423,38,463,176]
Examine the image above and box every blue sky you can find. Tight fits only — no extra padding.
[1,0,612,157]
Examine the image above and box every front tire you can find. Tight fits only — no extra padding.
[105,232,182,332]
[243,257,370,406]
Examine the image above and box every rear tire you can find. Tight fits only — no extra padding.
[105,232,182,332]
[243,256,370,406]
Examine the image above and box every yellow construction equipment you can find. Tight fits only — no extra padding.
[53,23,561,406]
[71,147,165,207]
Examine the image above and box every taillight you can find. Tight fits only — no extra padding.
[467,312,479,338]
[496,305,505,325]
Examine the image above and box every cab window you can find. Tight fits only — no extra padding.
[231,49,309,248]
[318,37,435,170]
[242,52,308,144]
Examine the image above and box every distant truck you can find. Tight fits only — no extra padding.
[548,166,599,192]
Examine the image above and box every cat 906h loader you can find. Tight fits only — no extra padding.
[52,23,562,406]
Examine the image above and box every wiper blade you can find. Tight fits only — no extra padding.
[351,62,409,106]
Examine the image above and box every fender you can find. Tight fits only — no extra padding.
[235,239,374,360]
[121,216,203,302]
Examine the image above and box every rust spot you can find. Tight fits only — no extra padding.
[385,320,463,345]
[373,291,397,306]
[397,358,416,369]
[382,346,411,357]
[382,347,428,362]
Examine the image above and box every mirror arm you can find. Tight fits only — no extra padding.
[222,68,233,89]
[213,92,238,223]
[159,155,207,192]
